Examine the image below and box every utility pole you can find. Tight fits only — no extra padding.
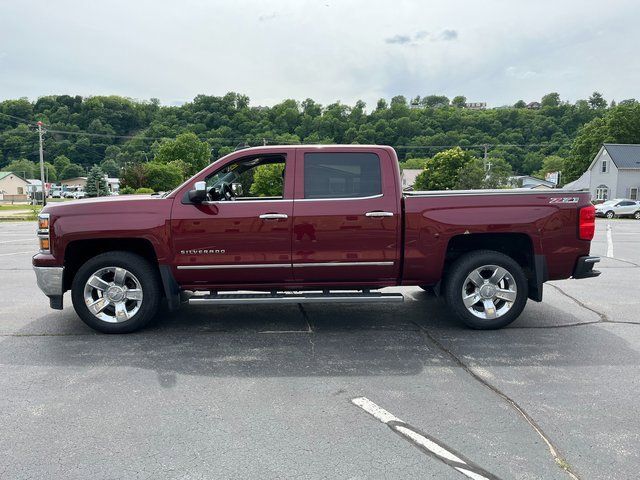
[37,121,46,206]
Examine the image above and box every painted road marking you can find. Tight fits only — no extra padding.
[606,224,614,258]
[0,251,33,256]
[0,238,37,244]
[352,397,501,480]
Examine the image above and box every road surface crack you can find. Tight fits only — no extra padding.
[412,320,581,480]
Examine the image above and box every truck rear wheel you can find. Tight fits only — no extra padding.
[444,250,528,329]
[71,251,161,333]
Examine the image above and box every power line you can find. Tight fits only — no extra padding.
[0,111,36,125]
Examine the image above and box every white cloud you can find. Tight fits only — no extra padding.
[505,67,538,80]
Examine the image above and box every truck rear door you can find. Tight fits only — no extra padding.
[291,147,401,283]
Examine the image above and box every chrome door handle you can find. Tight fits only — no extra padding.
[365,211,394,217]
[259,213,288,220]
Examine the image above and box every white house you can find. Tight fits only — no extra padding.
[0,171,30,201]
[565,144,640,201]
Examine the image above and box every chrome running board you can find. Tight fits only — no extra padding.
[188,291,404,305]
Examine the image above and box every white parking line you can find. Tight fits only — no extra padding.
[0,238,37,244]
[606,224,614,258]
[351,397,499,480]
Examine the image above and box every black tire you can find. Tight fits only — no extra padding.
[605,210,615,219]
[634,211,640,220]
[71,251,162,333]
[444,250,528,329]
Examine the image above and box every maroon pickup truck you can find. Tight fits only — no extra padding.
[33,145,600,333]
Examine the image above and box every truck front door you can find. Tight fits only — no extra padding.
[171,151,295,286]
[291,148,401,284]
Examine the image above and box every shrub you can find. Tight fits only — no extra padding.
[134,187,154,194]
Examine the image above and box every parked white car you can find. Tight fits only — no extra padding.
[595,199,640,219]
[72,191,87,199]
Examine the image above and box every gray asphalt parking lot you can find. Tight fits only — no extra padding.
[0,218,638,480]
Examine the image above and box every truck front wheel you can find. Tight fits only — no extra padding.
[71,251,162,333]
[444,250,528,329]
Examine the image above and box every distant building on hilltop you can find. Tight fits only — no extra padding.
[526,101,541,109]
[464,102,487,110]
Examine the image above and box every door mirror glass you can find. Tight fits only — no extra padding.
[188,181,207,203]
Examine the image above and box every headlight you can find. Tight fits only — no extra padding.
[37,213,51,253]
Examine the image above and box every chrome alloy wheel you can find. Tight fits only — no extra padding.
[461,264,517,320]
[83,267,143,323]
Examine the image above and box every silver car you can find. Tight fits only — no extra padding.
[595,199,640,219]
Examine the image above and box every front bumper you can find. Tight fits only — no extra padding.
[33,266,64,296]
[573,256,601,279]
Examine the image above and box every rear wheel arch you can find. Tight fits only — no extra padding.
[441,232,541,302]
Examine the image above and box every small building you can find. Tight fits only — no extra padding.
[526,101,541,109]
[401,169,423,190]
[465,102,487,110]
[509,175,556,189]
[106,177,120,194]
[60,177,88,190]
[0,172,30,201]
[577,144,640,201]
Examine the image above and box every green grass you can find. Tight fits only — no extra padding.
[0,204,32,210]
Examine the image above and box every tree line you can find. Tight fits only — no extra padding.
[1,91,639,194]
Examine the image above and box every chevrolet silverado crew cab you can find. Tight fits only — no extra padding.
[33,145,600,333]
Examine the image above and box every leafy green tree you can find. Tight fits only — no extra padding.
[421,95,450,108]
[43,162,57,182]
[534,155,565,180]
[5,158,36,178]
[565,102,640,180]
[455,159,485,189]
[588,91,607,109]
[154,132,211,176]
[85,165,109,197]
[121,163,147,189]
[60,163,86,180]
[100,159,120,177]
[451,96,467,108]
[400,158,428,169]
[541,92,561,108]
[53,155,71,173]
[456,158,512,189]
[250,163,284,196]
[482,158,513,188]
[143,162,183,192]
[414,147,474,190]
[514,100,527,108]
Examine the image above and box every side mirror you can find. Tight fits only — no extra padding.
[231,182,243,197]
[188,181,207,203]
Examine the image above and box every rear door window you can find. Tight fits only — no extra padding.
[303,152,382,199]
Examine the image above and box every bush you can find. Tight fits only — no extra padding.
[134,187,154,194]
[143,162,184,192]
[119,186,135,195]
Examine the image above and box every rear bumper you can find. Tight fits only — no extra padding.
[572,256,601,279]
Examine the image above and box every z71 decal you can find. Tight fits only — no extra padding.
[549,197,579,204]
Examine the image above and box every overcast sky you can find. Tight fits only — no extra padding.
[1,0,638,109]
